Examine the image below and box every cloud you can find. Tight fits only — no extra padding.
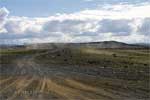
[43,19,98,36]
[83,0,94,2]
[138,18,150,36]
[0,7,9,21]
[0,7,9,33]
[81,3,150,19]
[98,19,132,36]
[0,3,150,44]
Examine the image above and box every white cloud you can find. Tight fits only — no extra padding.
[43,19,98,36]
[138,18,150,36]
[80,3,150,20]
[0,3,150,44]
[5,17,43,34]
[83,0,94,2]
[0,7,9,21]
[98,19,132,36]
[0,7,9,33]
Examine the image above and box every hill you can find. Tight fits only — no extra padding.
[24,41,148,49]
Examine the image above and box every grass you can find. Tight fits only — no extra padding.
[0,49,46,55]
[0,47,150,99]
[0,49,46,64]
[34,47,150,93]
[34,47,149,72]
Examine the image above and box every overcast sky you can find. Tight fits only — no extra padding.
[0,0,150,44]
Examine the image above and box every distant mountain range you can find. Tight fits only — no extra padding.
[0,41,149,49]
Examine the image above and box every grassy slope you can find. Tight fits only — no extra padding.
[0,47,150,99]
[34,47,150,94]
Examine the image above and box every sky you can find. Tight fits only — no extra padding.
[0,0,150,44]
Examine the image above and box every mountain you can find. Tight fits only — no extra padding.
[135,43,150,48]
[0,41,148,49]
[0,44,25,49]
[73,41,149,49]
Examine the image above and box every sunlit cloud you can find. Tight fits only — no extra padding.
[0,3,150,44]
